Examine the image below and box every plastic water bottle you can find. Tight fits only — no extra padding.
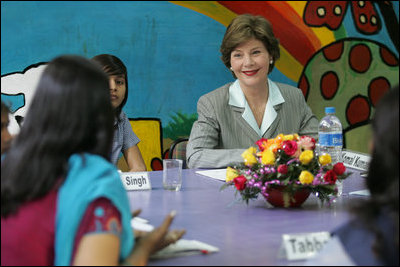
[318,107,343,196]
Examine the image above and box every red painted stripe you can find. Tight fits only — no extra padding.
[218,1,319,65]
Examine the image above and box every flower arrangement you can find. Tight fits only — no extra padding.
[221,133,351,206]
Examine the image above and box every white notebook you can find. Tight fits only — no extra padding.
[151,239,219,259]
[195,169,227,181]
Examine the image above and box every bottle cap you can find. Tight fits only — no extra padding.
[325,107,335,114]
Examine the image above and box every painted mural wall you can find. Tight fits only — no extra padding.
[1,1,399,170]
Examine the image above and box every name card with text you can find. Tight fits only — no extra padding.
[342,149,371,171]
[120,172,152,191]
[280,231,331,260]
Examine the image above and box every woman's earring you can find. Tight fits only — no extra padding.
[270,60,273,64]
[230,67,233,71]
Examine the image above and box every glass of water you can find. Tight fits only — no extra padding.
[163,159,183,191]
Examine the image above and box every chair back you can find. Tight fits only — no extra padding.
[169,137,189,169]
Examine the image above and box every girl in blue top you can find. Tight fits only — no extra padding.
[92,54,146,172]
[1,55,185,265]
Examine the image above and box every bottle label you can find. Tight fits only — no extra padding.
[318,133,343,146]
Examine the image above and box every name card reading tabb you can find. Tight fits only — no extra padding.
[120,172,151,191]
[280,231,331,260]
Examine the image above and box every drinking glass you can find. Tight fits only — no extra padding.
[163,159,183,191]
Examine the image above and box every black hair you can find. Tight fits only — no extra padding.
[351,85,399,265]
[1,55,114,217]
[1,101,10,116]
[91,54,128,119]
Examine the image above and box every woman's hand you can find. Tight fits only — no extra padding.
[136,211,186,254]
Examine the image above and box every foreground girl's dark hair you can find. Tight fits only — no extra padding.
[1,55,114,217]
[352,85,399,265]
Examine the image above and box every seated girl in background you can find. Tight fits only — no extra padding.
[1,55,185,266]
[92,54,146,172]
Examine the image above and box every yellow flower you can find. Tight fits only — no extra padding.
[276,133,284,140]
[261,149,275,165]
[299,170,314,184]
[283,134,294,141]
[226,167,239,182]
[319,153,332,165]
[241,147,258,166]
[299,150,314,165]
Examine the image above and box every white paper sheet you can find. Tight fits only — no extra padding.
[131,217,154,232]
[195,168,227,181]
[151,239,219,259]
[349,189,370,196]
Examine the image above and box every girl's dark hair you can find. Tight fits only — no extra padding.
[351,85,399,265]
[91,54,128,118]
[1,55,114,217]
[1,101,10,115]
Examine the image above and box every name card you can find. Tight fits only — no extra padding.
[342,149,371,171]
[120,172,152,191]
[280,231,331,260]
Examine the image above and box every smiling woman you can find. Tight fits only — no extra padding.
[186,14,319,169]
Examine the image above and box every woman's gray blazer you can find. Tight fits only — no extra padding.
[186,82,319,169]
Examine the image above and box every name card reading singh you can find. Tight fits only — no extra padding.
[281,231,331,260]
[120,172,151,191]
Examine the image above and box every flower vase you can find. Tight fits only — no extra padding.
[263,186,310,208]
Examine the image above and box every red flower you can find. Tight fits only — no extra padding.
[282,140,297,156]
[333,162,346,175]
[256,138,269,152]
[277,164,288,174]
[233,175,247,191]
[323,170,337,185]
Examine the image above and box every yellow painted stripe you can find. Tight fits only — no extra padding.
[286,1,335,47]
[277,46,302,82]
[170,1,236,26]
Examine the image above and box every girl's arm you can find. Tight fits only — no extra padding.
[72,212,185,266]
[124,145,147,172]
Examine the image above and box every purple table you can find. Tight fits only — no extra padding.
[127,168,366,266]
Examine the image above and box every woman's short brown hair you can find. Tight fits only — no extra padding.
[220,14,280,76]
